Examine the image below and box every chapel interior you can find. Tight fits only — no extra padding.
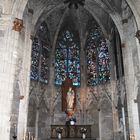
[1,0,140,140]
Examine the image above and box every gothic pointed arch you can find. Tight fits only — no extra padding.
[30,21,51,84]
[85,20,110,86]
[55,25,81,87]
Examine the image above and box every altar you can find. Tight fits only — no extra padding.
[50,78,92,139]
[51,125,91,139]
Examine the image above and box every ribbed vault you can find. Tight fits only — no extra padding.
[25,0,120,46]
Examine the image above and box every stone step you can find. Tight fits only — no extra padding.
[50,138,96,140]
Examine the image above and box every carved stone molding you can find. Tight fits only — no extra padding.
[134,98,140,103]
[64,0,85,9]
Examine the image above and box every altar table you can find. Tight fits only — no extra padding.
[51,125,91,139]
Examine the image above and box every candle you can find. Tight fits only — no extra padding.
[25,136,28,140]
[28,132,31,140]
[14,124,17,135]
[23,133,26,140]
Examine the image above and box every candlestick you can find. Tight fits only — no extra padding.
[28,132,31,140]
[23,133,26,140]
[14,124,17,135]
[13,124,17,140]
[13,135,17,140]
[25,136,28,140]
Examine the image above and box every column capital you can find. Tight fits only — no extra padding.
[136,30,140,43]
[134,98,140,103]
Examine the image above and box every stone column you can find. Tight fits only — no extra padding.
[121,107,127,140]
[127,98,140,140]
[119,2,140,139]
[107,36,120,139]
[121,19,140,140]
[49,53,56,124]
[0,14,20,139]
[79,30,87,124]
[35,108,39,140]
[17,14,32,140]
[99,95,113,140]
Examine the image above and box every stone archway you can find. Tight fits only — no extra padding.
[8,1,32,139]
[0,0,30,139]
[1,0,140,140]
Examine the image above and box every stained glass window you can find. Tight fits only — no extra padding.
[30,22,50,84]
[55,30,80,86]
[86,24,110,86]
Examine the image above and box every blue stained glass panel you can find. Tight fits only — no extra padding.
[30,38,40,80]
[30,22,50,84]
[86,24,110,86]
[40,46,49,83]
[98,39,110,84]
[55,30,80,86]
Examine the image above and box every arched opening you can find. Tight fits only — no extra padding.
[26,9,121,139]
[1,0,140,140]
[55,27,80,86]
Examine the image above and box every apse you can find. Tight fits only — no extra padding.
[27,0,124,139]
[1,0,140,140]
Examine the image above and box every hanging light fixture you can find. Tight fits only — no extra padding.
[64,0,85,9]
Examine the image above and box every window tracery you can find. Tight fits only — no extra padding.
[86,24,110,86]
[30,22,50,84]
[55,30,80,86]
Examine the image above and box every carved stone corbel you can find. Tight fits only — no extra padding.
[12,18,23,32]
[136,30,140,43]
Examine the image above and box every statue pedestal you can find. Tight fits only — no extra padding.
[51,125,91,139]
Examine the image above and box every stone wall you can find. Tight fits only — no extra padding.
[1,0,140,140]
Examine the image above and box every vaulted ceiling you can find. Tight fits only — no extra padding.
[25,0,130,44]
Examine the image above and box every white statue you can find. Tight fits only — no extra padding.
[58,133,61,139]
[66,87,74,111]
[82,133,86,139]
